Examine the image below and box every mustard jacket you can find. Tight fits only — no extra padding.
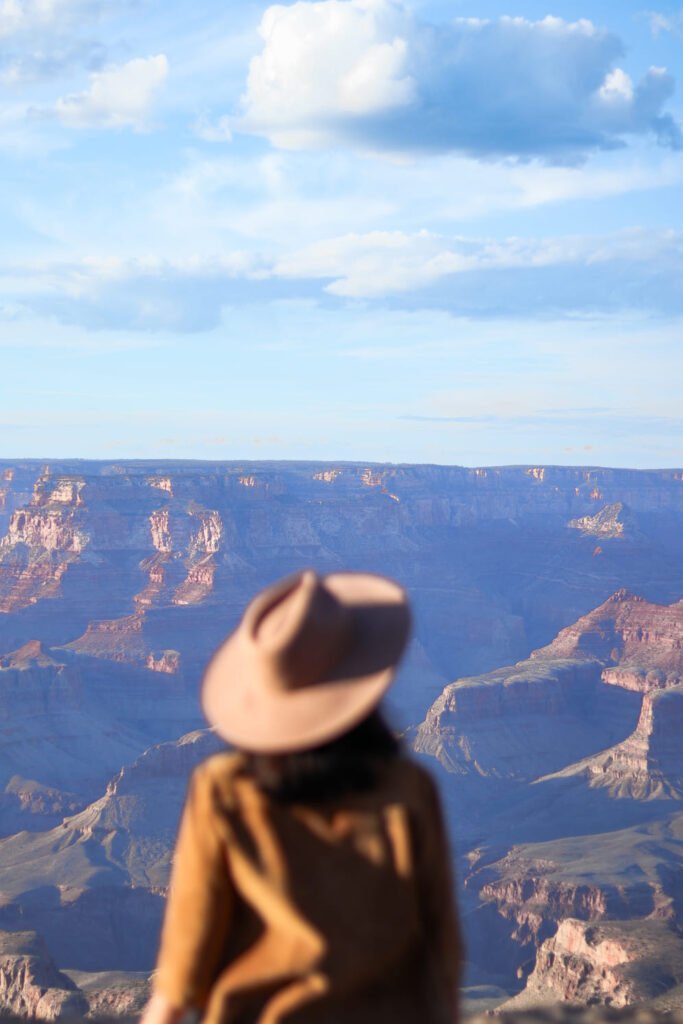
[154,752,461,1024]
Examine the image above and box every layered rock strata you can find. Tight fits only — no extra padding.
[503,919,683,1010]
[0,462,683,1005]
[542,686,683,799]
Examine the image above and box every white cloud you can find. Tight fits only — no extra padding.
[276,230,469,296]
[238,1,682,160]
[598,68,634,104]
[55,55,169,130]
[2,228,683,331]
[274,227,683,301]
[244,0,415,147]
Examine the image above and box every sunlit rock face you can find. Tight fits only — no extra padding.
[501,918,683,1010]
[415,591,683,781]
[1,461,683,1012]
[415,588,683,1013]
[1,460,683,712]
[532,590,683,673]
[0,931,87,1019]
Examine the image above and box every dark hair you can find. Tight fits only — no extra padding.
[243,708,401,803]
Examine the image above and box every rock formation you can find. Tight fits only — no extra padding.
[568,503,635,539]
[0,730,224,971]
[0,931,87,1019]
[502,919,683,1009]
[0,461,683,1011]
[533,590,683,672]
[542,685,683,799]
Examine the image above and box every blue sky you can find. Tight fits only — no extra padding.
[2,0,683,466]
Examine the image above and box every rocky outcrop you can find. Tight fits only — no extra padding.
[0,731,223,970]
[61,614,147,665]
[0,472,90,612]
[146,475,173,495]
[312,469,342,483]
[134,553,171,609]
[503,919,683,1010]
[188,508,222,555]
[542,686,683,799]
[145,650,180,674]
[104,728,224,797]
[600,666,681,692]
[416,590,683,777]
[2,778,82,820]
[172,558,215,605]
[463,805,683,994]
[73,970,151,1017]
[473,862,656,960]
[413,656,642,780]
[358,589,683,1003]
[171,508,223,605]
[568,504,634,539]
[135,509,224,610]
[0,634,202,839]
[0,641,59,671]
[0,552,74,614]
[533,591,683,673]
[0,930,87,1019]
[63,615,184,674]
[2,511,88,554]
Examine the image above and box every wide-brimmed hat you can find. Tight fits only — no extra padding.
[201,570,411,753]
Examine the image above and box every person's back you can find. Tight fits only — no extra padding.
[143,570,462,1024]
[154,748,460,1023]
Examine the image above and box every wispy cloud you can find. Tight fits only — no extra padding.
[647,10,683,39]
[274,227,683,309]
[0,0,96,38]
[400,412,683,435]
[3,226,683,330]
[237,2,682,161]
[0,0,133,84]
[54,55,169,130]
[0,252,311,332]
[192,113,233,143]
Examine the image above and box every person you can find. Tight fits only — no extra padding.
[141,570,462,1024]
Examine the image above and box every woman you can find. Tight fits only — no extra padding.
[142,570,462,1024]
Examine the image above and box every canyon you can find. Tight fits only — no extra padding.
[1,460,683,1015]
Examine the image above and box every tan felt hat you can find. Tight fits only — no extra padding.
[201,570,411,753]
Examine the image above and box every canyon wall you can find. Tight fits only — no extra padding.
[1,461,683,1014]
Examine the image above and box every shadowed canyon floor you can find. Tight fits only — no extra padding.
[1,461,683,1015]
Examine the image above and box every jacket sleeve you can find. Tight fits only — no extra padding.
[153,764,234,1011]
[413,767,463,1024]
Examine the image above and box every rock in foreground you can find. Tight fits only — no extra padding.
[0,931,87,1019]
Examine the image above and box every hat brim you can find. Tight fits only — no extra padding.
[201,572,410,753]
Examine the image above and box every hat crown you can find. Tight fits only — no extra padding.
[245,571,352,691]
[201,569,410,753]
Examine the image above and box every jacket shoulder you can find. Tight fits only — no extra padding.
[197,749,244,779]
[190,751,248,811]
[385,754,442,807]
